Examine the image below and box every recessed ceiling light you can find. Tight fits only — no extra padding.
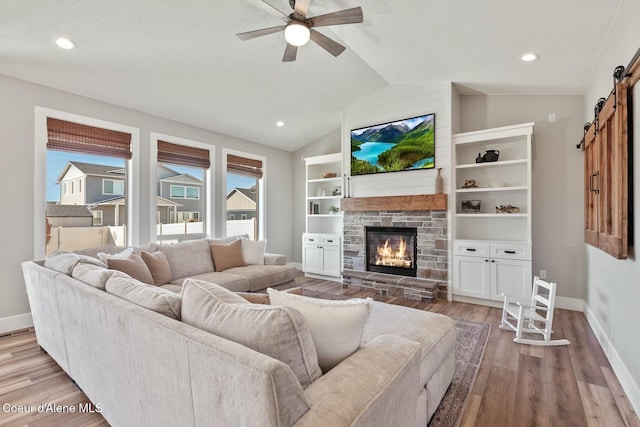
[55,37,76,50]
[276,121,285,127]
[520,53,538,62]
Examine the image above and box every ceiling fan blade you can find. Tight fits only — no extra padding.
[282,43,298,62]
[293,0,313,18]
[307,7,363,27]
[236,25,285,41]
[309,29,346,57]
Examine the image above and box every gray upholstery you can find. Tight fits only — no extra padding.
[22,253,456,426]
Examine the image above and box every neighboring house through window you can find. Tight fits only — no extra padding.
[152,134,213,243]
[38,109,137,257]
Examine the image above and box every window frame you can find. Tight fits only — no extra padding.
[169,184,200,200]
[102,178,125,196]
[92,210,104,226]
[222,148,266,240]
[34,107,141,259]
[150,132,214,242]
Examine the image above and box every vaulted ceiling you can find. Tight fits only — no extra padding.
[0,0,621,151]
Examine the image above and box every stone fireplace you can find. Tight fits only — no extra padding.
[341,194,448,301]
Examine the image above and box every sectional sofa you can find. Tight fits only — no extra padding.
[21,236,456,426]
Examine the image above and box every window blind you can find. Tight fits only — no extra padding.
[227,154,263,179]
[157,140,210,169]
[47,118,132,159]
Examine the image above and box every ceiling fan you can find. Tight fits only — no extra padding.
[236,0,363,62]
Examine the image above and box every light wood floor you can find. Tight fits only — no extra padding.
[1,276,638,427]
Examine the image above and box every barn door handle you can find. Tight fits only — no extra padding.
[590,172,600,194]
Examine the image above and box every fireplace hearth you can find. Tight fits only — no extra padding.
[366,226,417,277]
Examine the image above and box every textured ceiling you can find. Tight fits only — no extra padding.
[0,0,621,151]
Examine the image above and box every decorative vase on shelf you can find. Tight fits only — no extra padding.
[475,153,484,163]
[435,168,443,194]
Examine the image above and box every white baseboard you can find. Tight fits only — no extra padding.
[584,303,640,416]
[0,312,33,334]
[288,262,303,270]
[555,296,585,311]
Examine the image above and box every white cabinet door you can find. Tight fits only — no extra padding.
[303,245,323,274]
[453,255,491,299]
[322,245,341,277]
[490,258,532,301]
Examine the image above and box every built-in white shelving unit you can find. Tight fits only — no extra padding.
[451,123,534,304]
[303,153,342,280]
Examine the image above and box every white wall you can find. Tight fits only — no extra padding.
[581,0,640,412]
[459,95,585,301]
[342,83,453,198]
[0,74,294,331]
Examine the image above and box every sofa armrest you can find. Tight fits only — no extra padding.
[295,335,421,427]
[264,253,287,265]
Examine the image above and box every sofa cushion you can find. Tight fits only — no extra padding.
[158,239,215,281]
[361,301,456,387]
[181,279,322,388]
[105,274,181,320]
[141,251,173,285]
[224,264,297,291]
[71,262,119,290]
[267,289,372,372]
[240,238,266,265]
[106,251,155,284]
[159,284,183,294]
[172,271,249,292]
[210,239,247,271]
[44,253,107,275]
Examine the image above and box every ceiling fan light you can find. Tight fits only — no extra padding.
[284,23,310,47]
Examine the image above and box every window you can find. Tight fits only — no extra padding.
[170,211,200,223]
[92,210,103,226]
[225,151,264,240]
[103,179,125,195]
[40,111,135,257]
[169,185,200,199]
[153,135,212,243]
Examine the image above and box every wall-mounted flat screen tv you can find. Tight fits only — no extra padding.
[350,113,435,176]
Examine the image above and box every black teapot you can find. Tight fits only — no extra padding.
[482,149,500,162]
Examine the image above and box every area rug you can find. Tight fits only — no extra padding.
[301,289,490,427]
[428,318,490,427]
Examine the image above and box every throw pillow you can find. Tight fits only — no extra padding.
[181,279,322,388]
[105,274,181,320]
[235,292,270,304]
[107,251,154,284]
[97,247,135,264]
[267,288,372,372]
[141,251,173,285]
[240,238,267,265]
[235,287,303,305]
[210,239,247,271]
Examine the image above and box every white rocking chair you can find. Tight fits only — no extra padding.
[499,276,570,346]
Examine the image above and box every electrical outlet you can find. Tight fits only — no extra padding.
[548,113,556,123]
[540,270,547,279]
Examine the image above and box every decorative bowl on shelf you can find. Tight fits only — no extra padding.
[322,172,337,178]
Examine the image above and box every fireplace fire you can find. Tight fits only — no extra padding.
[365,226,417,277]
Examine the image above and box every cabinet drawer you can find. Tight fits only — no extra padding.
[303,234,321,244]
[321,236,341,246]
[453,241,490,258]
[490,243,531,260]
